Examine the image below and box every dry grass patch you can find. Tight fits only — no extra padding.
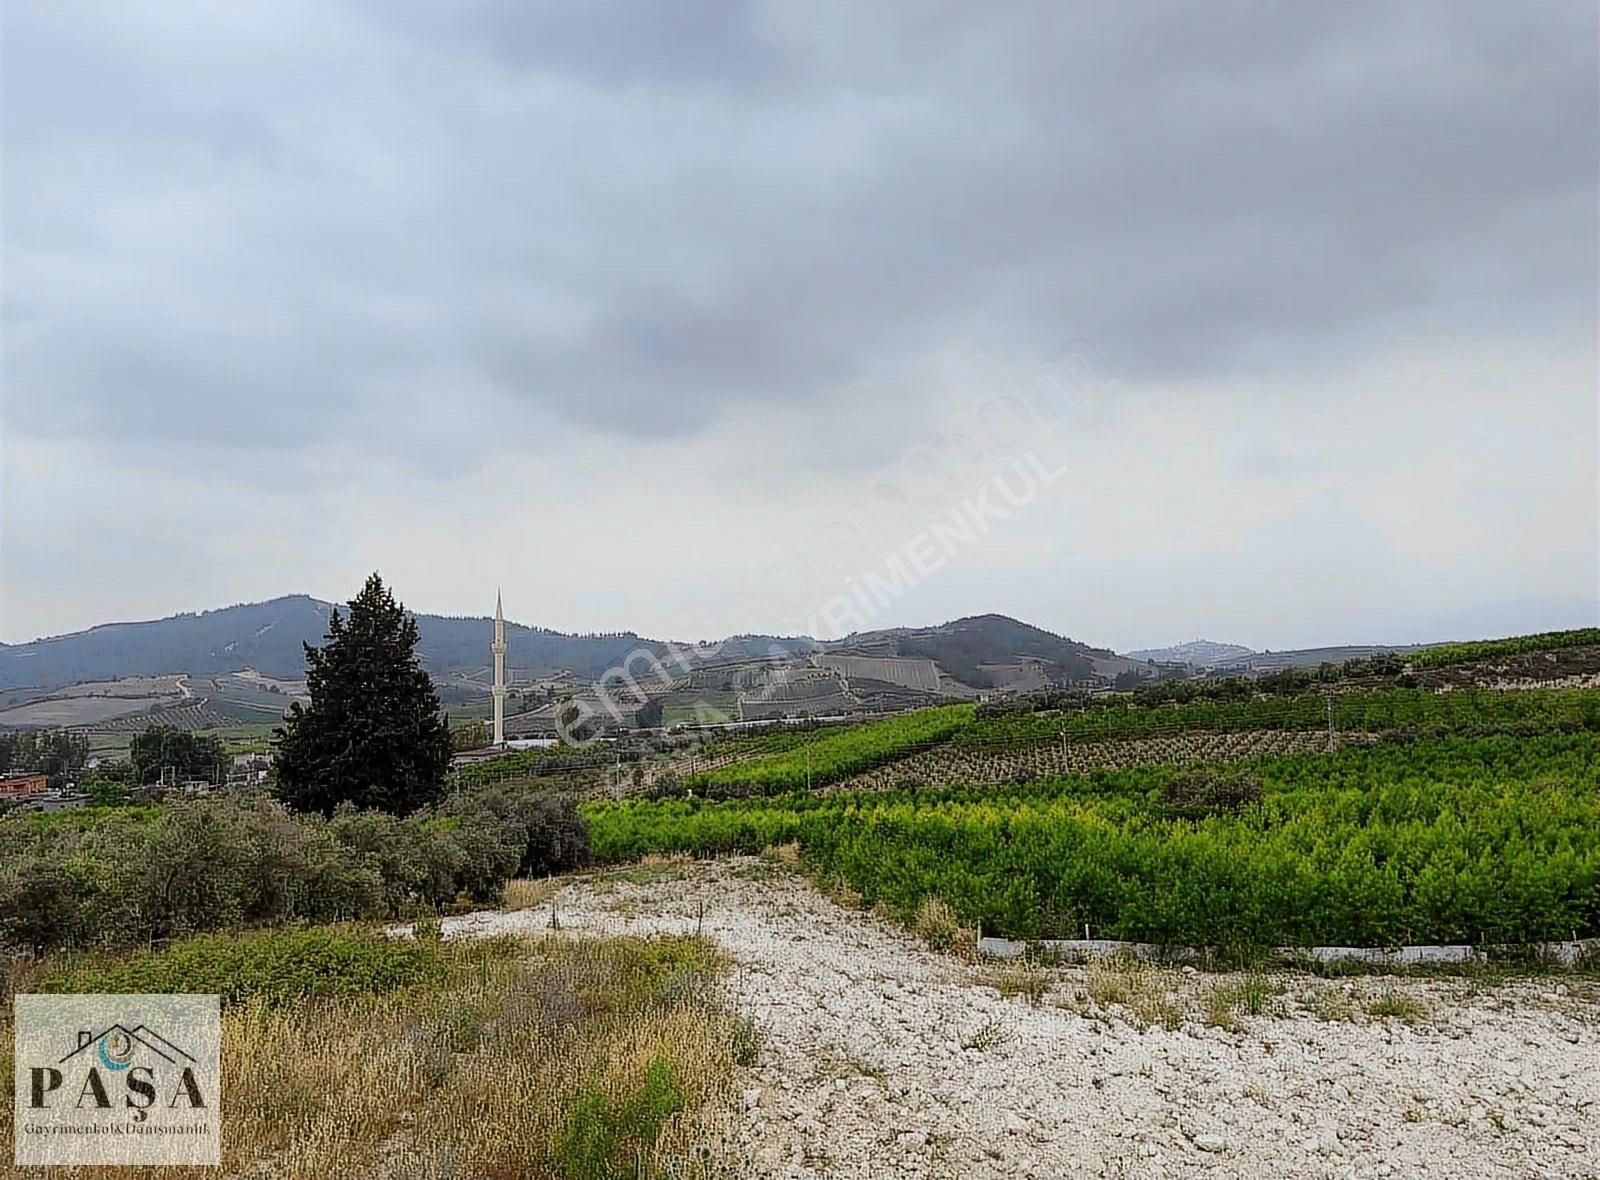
[1,929,743,1180]
[761,842,801,868]
[639,852,695,870]
[1365,987,1429,1024]
[1304,983,1360,1023]
[1086,955,1182,1030]
[594,854,700,892]
[1203,973,1283,1029]
[1301,980,1429,1025]
[912,898,977,958]
[502,877,557,911]
[975,961,1051,1006]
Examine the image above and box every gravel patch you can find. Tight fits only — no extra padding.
[443,860,1599,1179]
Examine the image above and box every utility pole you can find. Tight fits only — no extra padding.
[1325,690,1335,751]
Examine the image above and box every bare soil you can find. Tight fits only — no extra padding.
[446,860,1600,1179]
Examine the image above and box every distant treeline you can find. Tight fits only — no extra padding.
[0,731,89,780]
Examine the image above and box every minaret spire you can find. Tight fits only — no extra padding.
[491,589,507,746]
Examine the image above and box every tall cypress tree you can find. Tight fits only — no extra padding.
[273,573,452,815]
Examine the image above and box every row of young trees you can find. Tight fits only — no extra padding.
[684,705,974,794]
[964,686,1600,745]
[586,733,1600,947]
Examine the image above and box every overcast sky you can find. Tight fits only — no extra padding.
[2,1,1596,652]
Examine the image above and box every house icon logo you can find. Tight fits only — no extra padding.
[13,993,221,1167]
[60,1023,197,1074]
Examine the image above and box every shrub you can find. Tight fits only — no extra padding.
[516,794,594,877]
[448,787,594,880]
[36,927,445,1006]
[913,898,966,952]
[560,1056,685,1180]
[1159,769,1263,816]
[0,787,591,955]
[0,855,95,954]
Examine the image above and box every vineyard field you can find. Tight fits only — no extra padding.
[685,705,974,792]
[834,728,1377,792]
[586,733,1600,948]
[673,687,1599,796]
[962,687,1600,745]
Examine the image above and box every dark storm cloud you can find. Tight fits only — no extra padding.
[1,0,1594,457]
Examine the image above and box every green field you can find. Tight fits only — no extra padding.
[1411,627,1600,669]
[686,705,975,792]
[963,687,1600,745]
[587,732,1600,948]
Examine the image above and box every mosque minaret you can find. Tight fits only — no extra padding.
[491,591,507,746]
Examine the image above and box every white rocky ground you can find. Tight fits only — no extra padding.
[443,860,1599,1180]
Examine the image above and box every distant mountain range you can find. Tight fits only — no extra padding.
[0,596,1117,696]
[1129,638,1431,671]
[1126,639,1257,669]
[9,594,1531,704]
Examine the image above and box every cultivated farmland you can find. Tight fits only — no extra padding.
[684,705,975,793]
[589,718,1600,948]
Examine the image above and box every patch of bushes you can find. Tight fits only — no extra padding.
[1160,769,1263,816]
[0,787,592,955]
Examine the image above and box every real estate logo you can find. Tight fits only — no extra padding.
[13,993,221,1166]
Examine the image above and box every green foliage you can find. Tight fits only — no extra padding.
[586,733,1600,947]
[448,786,593,878]
[36,927,444,1005]
[1412,628,1600,669]
[82,776,130,807]
[452,720,489,751]
[962,687,1600,745]
[688,705,974,794]
[130,725,226,785]
[0,730,90,780]
[274,573,454,816]
[560,1056,684,1180]
[0,787,591,954]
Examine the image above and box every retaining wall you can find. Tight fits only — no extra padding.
[978,936,1599,968]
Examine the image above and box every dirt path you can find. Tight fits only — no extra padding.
[444,860,1599,1179]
